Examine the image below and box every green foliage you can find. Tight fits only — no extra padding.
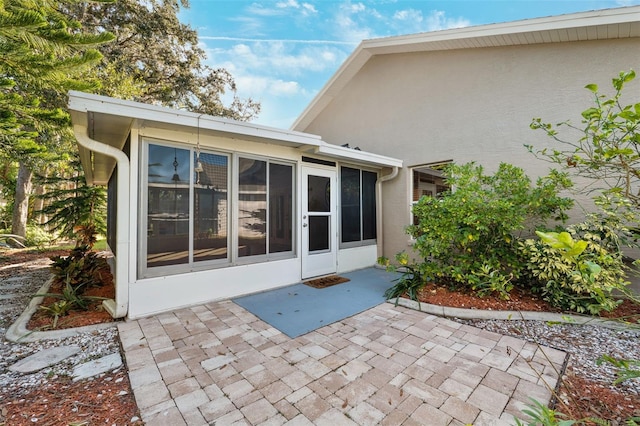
[70,0,260,120]
[23,224,54,247]
[1,0,115,238]
[35,279,106,329]
[597,355,640,385]
[38,300,73,329]
[520,226,628,314]
[408,162,572,299]
[379,253,425,304]
[529,69,640,225]
[35,159,106,240]
[0,224,53,247]
[49,244,103,290]
[514,399,575,426]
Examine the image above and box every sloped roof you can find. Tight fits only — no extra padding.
[292,6,640,131]
[68,91,401,186]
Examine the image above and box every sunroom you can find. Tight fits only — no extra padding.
[68,91,402,320]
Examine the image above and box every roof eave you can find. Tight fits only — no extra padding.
[291,5,640,132]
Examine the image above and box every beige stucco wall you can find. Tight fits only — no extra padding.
[300,38,640,258]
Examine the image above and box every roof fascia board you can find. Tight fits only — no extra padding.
[291,6,640,131]
[315,142,403,168]
[68,91,323,148]
[361,6,640,52]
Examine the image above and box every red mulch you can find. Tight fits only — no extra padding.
[558,372,639,423]
[1,370,142,426]
[26,254,117,331]
[1,247,140,426]
[415,282,640,323]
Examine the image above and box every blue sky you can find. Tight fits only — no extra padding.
[179,1,640,128]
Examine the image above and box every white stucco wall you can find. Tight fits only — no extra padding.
[300,38,640,258]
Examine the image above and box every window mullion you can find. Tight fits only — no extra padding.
[189,149,194,265]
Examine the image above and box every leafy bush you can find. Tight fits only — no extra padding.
[24,224,55,248]
[515,399,575,426]
[35,279,106,329]
[519,229,628,314]
[408,162,573,299]
[379,253,425,303]
[50,245,104,290]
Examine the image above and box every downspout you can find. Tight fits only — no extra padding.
[376,166,399,260]
[73,123,129,319]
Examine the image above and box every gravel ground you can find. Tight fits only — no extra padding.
[0,258,121,400]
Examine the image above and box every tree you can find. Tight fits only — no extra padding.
[529,70,640,207]
[35,158,106,241]
[71,0,261,120]
[0,0,114,237]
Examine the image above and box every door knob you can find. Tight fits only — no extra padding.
[303,223,308,227]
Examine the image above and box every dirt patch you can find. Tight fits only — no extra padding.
[304,275,350,289]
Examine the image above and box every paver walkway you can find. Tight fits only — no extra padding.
[118,301,567,425]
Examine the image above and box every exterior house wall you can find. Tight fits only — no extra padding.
[114,122,386,318]
[299,38,640,258]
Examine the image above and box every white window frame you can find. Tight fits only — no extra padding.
[339,164,378,249]
[139,138,296,279]
[409,161,452,227]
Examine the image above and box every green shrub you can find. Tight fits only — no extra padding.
[379,253,426,303]
[35,279,106,329]
[519,229,628,314]
[50,245,104,291]
[24,224,55,248]
[409,162,572,299]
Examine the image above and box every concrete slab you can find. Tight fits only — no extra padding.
[9,345,81,373]
[72,352,123,381]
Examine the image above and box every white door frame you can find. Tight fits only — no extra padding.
[301,166,337,279]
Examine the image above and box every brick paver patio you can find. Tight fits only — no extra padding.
[118,301,566,425]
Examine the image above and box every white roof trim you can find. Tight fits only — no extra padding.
[292,5,640,130]
[314,142,403,168]
[68,91,402,173]
[69,90,322,147]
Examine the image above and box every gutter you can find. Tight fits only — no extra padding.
[73,123,129,319]
[376,166,400,259]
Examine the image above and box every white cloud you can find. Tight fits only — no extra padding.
[390,8,469,33]
[424,10,470,31]
[268,79,303,96]
[203,40,344,77]
[334,1,376,41]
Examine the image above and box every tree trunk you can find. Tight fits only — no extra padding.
[33,171,47,226]
[11,162,33,237]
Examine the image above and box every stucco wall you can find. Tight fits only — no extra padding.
[301,38,640,258]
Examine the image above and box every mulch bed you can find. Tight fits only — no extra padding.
[304,275,350,289]
[415,282,640,323]
[26,255,117,330]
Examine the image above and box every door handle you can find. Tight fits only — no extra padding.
[303,223,308,227]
